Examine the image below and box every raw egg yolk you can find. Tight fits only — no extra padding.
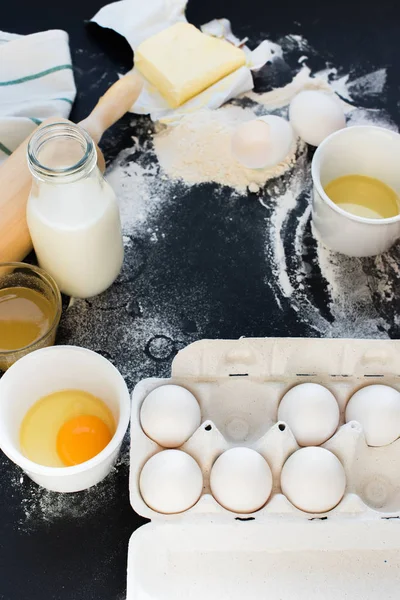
[56,415,112,467]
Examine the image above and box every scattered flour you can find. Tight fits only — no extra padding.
[284,34,311,51]
[261,150,309,298]
[348,68,387,97]
[314,235,388,338]
[107,152,173,234]
[278,33,314,55]
[305,67,387,103]
[346,108,398,130]
[18,438,130,528]
[246,65,334,107]
[312,67,352,100]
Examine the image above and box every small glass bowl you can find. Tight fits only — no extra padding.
[0,263,62,371]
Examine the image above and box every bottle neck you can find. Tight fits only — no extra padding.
[27,122,97,184]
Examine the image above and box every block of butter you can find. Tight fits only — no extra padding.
[135,22,246,109]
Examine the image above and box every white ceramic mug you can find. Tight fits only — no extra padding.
[0,346,130,493]
[311,126,400,257]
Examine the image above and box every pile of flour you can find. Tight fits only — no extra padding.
[153,105,301,192]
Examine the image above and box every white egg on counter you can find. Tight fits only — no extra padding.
[278,382,340,446]
[289,90,346,146]
[139,450,203,514]
[140,385,201,448]
[210,447,273,513]
[231,115,294,169]
[345,384,400,447]
[281,447,346,513]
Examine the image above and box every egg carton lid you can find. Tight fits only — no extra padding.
[127,337,400,598]
[171,337,400,378]
[127,519,400,599]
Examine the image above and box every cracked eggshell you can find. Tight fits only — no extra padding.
[231,115,294,169]
[345,384,400,447]
[278,383,340,446]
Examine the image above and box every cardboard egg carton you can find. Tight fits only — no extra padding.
[127,338,400,599]
[129,338,400,520]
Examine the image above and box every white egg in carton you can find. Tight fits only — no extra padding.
[127,338,400,599]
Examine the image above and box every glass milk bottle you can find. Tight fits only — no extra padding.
[27,122,123,298]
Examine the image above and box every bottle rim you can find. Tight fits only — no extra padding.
[27,122,97,183]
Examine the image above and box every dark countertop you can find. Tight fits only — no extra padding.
[1,1,400,598]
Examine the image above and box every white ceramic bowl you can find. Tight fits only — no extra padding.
[0,345,130,492]
[311,125,400,257]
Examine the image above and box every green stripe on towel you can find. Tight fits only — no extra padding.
[0,64,73,86]
[55,97,74,105]
[0,142,12,156]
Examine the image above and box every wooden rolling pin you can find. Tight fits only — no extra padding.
[0,71,143,263]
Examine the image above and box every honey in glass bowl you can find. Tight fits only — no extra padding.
[0,263,61,371]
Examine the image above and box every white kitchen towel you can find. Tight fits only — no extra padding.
[92,0,187,50]
[0,29,76,161]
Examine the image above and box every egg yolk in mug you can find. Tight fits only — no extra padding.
[57,415,112,466]
[20,389,115,467]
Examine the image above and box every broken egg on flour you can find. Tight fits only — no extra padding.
[231,115,294,169]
